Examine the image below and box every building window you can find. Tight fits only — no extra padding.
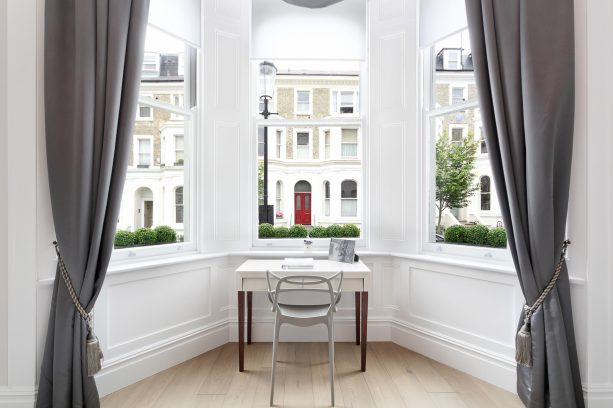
[276,130,282,159]
[253,60,362,240]
[324,130,331,159]
[451,86,465,105]
[116,24,197,253]
[296,90,311,114]
[136,104,153,120]
[324,181,330,217]
[296,131,310,160]
[136,137,152,167]
[424,29,501,248]
[480,176,491,211]
[276,181,283,216]
[175,186,184,223]
[341,128,358,158]
[174,135,184,165]
[331,90,358,115]
[449,125,465,146]
[258,127,265,157]
[341,180,357,217]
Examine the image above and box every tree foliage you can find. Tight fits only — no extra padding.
[435,131,479,230]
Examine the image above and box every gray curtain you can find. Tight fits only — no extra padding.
[37,0,149,406]
[464,0,584,407]
[281,0,344,8]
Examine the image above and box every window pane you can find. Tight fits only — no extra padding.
[432,31,476,109]
[341,199,357,217]
[254,60,362,236]
[341,180,357,198]
[258,127,265,157]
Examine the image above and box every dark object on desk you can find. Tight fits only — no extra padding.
[354,253,359,262]
[328,238,356,263]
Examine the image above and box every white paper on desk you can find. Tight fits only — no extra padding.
[282,257,314,268]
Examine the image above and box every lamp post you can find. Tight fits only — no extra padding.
[258,61,277,225]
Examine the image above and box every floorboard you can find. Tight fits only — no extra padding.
[101,342,523,408]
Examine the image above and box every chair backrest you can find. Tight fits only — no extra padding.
[266,270,344,315]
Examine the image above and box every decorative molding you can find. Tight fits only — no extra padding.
[213,30,240,111]
[0,387,37,407]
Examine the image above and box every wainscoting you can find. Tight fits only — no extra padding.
[58,253,543,399]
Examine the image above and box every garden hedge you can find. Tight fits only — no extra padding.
[114,230,135,247]
[258,224,361,239]
[134,228,157,245]
[444,224,507,248]
[154,225,177,244]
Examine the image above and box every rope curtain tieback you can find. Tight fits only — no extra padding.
[53,241,104,376]
[515,240,571,367]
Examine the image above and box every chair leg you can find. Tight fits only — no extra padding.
[270,316,281,406]
[328,316,335,407]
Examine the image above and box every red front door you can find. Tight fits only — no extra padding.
[294,192,311,225]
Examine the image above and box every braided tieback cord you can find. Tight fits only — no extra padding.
[515,240,571,367]
[53,241,104,376]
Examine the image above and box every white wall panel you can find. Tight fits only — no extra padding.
[0,0,8,387]
[379,123,405,240]
[214,123,241,241]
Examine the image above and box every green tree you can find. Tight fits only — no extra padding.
[435,131,479,232]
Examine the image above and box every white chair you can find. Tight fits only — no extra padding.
[266,270,343,407]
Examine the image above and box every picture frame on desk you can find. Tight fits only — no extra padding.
[328,238,356,263]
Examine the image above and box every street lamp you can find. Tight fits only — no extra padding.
[258,61,277,225]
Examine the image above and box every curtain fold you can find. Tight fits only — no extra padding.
[37,0,149,406]
[464,0,584,406]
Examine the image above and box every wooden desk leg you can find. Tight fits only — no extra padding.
[247,291,253,345]
[355,292,361,345]
[238,291,245,372]
[360,291,368,372]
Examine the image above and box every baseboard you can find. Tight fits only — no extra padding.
[390,318,518,393]
[95,319,229,397]
[584,385,613,408]
[0,387,36,407]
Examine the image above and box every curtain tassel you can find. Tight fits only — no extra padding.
[515,318,532,367]
[86,326,104,377]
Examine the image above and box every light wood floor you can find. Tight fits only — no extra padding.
[101,342,523,408]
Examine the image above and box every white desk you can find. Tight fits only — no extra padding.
[235,259,372,372]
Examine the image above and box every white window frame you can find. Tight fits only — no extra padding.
[136,97,154,120]
[275,180,284,217]
[443,49,462,70]
[448,124,468,146]
[323,180,330,217]
[134,135,154,167]
[449,85,467,105]
[170,93,185,120]
[294,89,312,115]
[293,128,313,161]
[257,127,265,158]
[341,127,359,158]
[340,179,358,218]
[323,129,331,159]
[174,134,185,165]
[142,52,160,77]
[111,23,198,263]
[175,186,184,224]
[251,60,367,249]
[421,34,511,263]
[330,89,359,115]
[275,129,283,159]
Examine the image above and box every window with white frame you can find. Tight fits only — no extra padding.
[257,127,265,157]
[451,86,466,105]
[324,130,331,159]
[424,29,504,249]
[341,128,358,158]
[115,24,197,251]
[254,60,363,237]
[296,131,310,160]
[174,134,184,165]
[341,180,357,217]
[275,181,283,217]
[276,130,282,159]
[324,181,330,216]
[175,186,184,223]
[330,90,358,115]
[295,90,311,114]
[136,137,152,167]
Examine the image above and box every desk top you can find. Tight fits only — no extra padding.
[236,259,371,291]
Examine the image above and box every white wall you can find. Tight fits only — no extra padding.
[0,0,9,389]
[2,0,613,406]
[252,0,366,60]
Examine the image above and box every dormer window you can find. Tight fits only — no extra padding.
[443,49,462,70]
[142,52,160,77]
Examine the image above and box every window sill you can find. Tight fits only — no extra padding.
[393,251,515,276]
[107,251,228,275]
